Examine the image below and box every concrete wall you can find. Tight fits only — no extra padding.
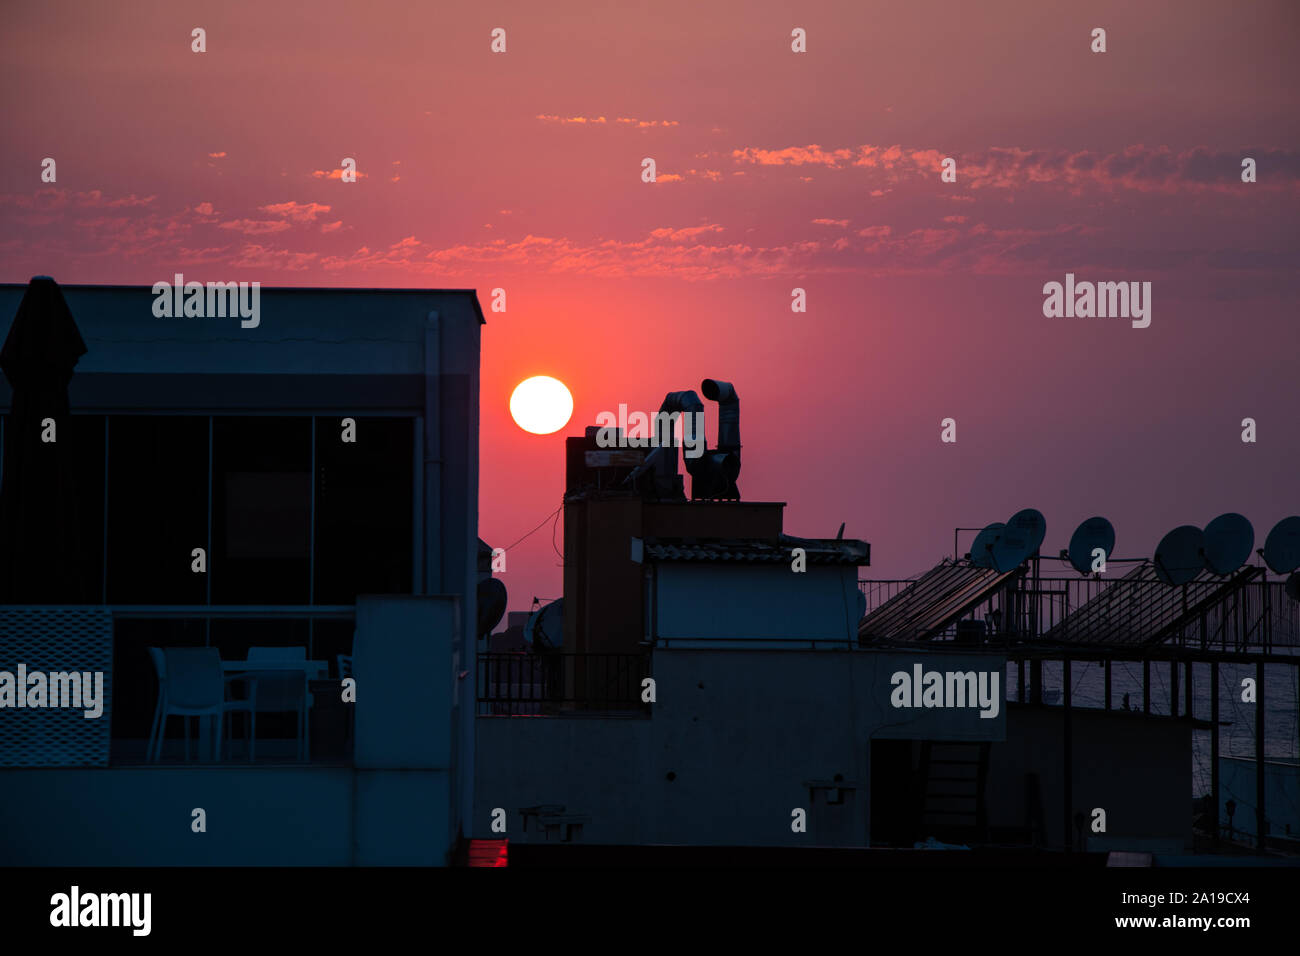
[562,499,787,656]
[475,648,1006,846]
[353,595,458,862]
[654,564,862,648]
[0,767,354,865]
[1217,756,1300,840]
[563,497,645,654]
[0,595,460,865]
[985,704,1191,852]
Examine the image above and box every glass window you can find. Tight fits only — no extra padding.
[106,416,208,604]
[212,417,311,604]
[313,416,413,604]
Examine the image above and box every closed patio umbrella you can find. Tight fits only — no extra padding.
[0,276,90,603]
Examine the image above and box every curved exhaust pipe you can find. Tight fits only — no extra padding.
[622,380,741,499]
[700,379,740,498]
[623,389,704,494]
[701,378,739,459]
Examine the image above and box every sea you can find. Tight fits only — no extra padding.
[1005,657,1300,803]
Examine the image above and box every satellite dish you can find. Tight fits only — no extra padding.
[525,598,565,649]
[1286,572,1300,603]
[969,523,1004,569]
[991,509,1047,573]
[1068,516,1115,575]
[477,577,508,637]
[1262,516,1300,574]
[1154,526,1204,586]
[1202,513,1254,576]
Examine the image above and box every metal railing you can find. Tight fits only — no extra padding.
[100,605,356,765]
[859,579,917,615]
[477,651,652,716]
[858,574,1300,650]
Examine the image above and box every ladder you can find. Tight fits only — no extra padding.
[916,740,990,844]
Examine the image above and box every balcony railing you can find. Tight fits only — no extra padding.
[477,651,652,716]
[0,604,356,768]
[858,575,1300,650]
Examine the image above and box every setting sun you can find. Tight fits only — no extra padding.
[509,375,573,435]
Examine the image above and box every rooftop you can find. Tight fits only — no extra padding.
[639,534,869,566]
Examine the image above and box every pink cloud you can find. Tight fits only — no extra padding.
[614,117,679,128]
[732,145,857,167]
[536,114,607,124]
[75,190,156,207]
[536,115,679,128]
[228,244,318,270]
[218,219,293,235]
[260,201,332,223]
[0,188,71,210]
[311,168,369,180]
[732,142,1300,193]
[648,224,724,241]
[320,235,425,271]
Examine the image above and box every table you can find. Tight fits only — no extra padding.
[199,660,330,759]
[221,660,329,679]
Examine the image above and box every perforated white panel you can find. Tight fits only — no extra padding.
[0,608,113,766]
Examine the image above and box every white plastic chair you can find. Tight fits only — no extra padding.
[146,647,167,762]
[245,646,311,761]
[154,647,256,762]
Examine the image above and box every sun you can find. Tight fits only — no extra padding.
[510,376,573,435]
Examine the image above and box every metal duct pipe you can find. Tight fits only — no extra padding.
[701,378,739,461]
[622,389,705,489]
[661,389,707,479]
[698,379,740,499]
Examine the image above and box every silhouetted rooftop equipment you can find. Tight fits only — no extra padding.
[525,598,564,649]
[567,427,650,494]
[969,523,1004,569]
[1263,516,1300,574]
[858,558,1018,643]
[991,508,1046,573]
[621,378,741,501]
[1153,525,1205,586]
[1042,561,1260,646]
[698,378,740,500]
[1067,516,1115,575]
[640,535,868,566]
[477,577,508,637]
[1202,513,1254,576]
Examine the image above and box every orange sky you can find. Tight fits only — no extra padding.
[3,0,1298,610]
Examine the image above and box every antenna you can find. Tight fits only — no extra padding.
[1202,513,1254,576]
[969,523,1004,569]
[1067,516,1115,575]
[1262,516,1300,575]
[991,508,1046,573]
[1153,525,1204,586]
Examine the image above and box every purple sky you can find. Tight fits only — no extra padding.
[2,0,1298,609]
